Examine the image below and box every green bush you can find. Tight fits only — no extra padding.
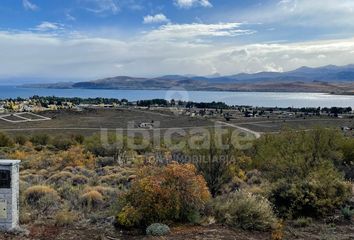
[253,129,352,219]
[13,134,27,145]
[212,190,277,231]
[146,223,170,236]
[30,134,50,146]
[51,136,74,151]
[293,217,312,228]
[341,206,354,221]
[115,163,211,228]
[0,132,13,147]
[269,163,351,218]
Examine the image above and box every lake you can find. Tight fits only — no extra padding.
[0,86,353,108]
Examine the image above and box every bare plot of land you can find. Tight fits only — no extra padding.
[0,108,215,136]
[235,118,354,133]
[0,112,51,123]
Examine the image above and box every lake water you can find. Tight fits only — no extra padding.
[0,86,353,108]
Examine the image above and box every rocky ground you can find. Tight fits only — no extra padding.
[1,221,354,240]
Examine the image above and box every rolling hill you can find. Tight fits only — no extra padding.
[23,64,354,93]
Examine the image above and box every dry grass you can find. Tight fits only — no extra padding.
[55,210,78,227]
[24,185,59,204]
[80,190,104,209]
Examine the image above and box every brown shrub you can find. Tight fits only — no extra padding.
[24,185,60,214]
[55,210,78,226]
[47,171,74,186]
[80,190,104,209]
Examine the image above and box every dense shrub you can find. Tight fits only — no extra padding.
[293,217,312,228]
[51,136,74,151]
[115,163,211,228]
[71,134,85,144]
[59,146,96,169]
[253,129,352,218]
[0,132,14,147]
[212,190,277,231]
[146,223,170,236]
[13,134,28,145]
[341,206,354,221]
[30,134,50,146]
[269,163,351,218]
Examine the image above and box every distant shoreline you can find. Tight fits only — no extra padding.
[18,85,354,96]
[17,85,346,95]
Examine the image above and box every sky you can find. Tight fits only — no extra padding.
[1,0,354,83]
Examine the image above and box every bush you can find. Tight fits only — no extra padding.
[59,146,96,169]
[253,129,352,218]
[0,132,13,147]
[51,136,74,151]
[55,210,78,226]
[24,185,59,205]
[30,134,50,146]
[212,190,277,231]
[186,132,243,196]
[341,206,354,221]
[293,217,312,228]
[71,134,85,144]
[13,135,28,145]
[146,223,170,236]
[269,163,352,218]
[72,175,88,186]
[47,171,74,186]
[80,190,104,209]
[24,185,60,213]
[99,173,128,186]
[115,163,211,228]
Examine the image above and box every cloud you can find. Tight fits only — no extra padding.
[234,0,354,29]
[143,14,170,24]
[144,22,255,41]
[65,11,76,21]
[81,0,120,15]
[174,0,212,9]
[1,27,354,81]
[22,0,39,11]
[33,22,64,31]
[277,0,298,12]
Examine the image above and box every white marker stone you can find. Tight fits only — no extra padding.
[0,160,20,231]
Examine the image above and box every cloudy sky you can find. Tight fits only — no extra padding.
[1,0,354,83]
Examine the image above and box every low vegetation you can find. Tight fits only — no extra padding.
[212,190,277,231]
[115,163,210,228]
[0,127,353,239]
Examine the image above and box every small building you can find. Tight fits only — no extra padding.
[139,122,154,129]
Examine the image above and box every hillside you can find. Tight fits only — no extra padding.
[23,64,354,93]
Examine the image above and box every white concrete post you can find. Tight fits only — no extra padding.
[0,160,20,231]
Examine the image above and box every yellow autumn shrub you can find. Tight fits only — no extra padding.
[116,162,211,228]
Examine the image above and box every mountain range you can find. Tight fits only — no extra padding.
[23,64,354,94]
